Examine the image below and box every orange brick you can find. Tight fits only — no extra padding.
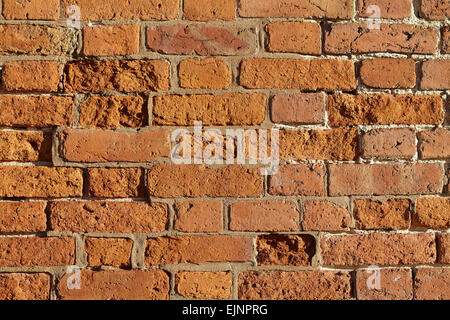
[418,128,450,160]
[266,22,321,55]
[414,268,450,300]
[438,233,450,264]
[1,61,60,92]
[421,60,450,89]
[257,235,315,266]
[179,58,232,89]
[0,202,47,233]
[83,25,140,56]
[420,0,450,19]
[268,164,326,196]
[85,238,133,268]
[414,197,450,229]
[0,273,50,300]
[86,168,145,198]
[302,200,351,231]
[176,272,232,299]
[442,26,450,53]
[174,200,223,232]
[271,93,325,125]
[360,58,416,88]
[3,0,60,20]
[0,131,52,162]
[358,0,412,18]
[353,199,411,230]
[183,0,236,21]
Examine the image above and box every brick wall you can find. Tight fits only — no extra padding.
[0,0,449,300]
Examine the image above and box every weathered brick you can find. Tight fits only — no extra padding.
[356,268,413,300]
[3,0,60,20]
[361,128,416,159]
[86,168,145,198]
[438,233,450,264]
[354,199,411,230]
[79,96,146,128]
[64,60,170,93]
[418,129,450,160]
[49,201,168,233]
[1,61,60,92]
[239,270,352,300]
[153,93,266,126]
[0,237,74,267]
[266,22,321,55]
[61,129,169,163]
[148,164,262,198]
[183,0,236,21]
[145,235,253,265]
[174,200,223,232]
[239,0,354,18]
[321,233,436,266]
[176,272,232,299]
[268,164,326,196]
[280,128,358,161]
[360,58,416,89]
[327,94,444,126]
[85,238,133,268]
[0,166,83,198]
[325,23,438,54]
[83,25,140,56]
[0,202,47,233]
[0,25,77,55]
[414,268,450,300]
[58,270,169,300]
[358,0,412,18]
[0,96,73,128]
[271,93,325,125]
[62,0,179,20]
[240,59,356,91]
[257,235,315,266]
[179,58,232,89]
[421,60,450,89]
[415,197,450,229]
[329,163,443,196]
[0,273,50,300]
[420,0,450,19]
[229,200,299,232]
[442,26,450,53]
[0,131,52,162]
[302,200,351,231]
[147,24,256,55]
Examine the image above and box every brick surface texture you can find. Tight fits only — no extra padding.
[0,0,448,301]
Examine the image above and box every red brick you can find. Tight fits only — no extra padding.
[239,270,352,300]
[414,197,450,229]
[3,0,60,20]
[0,131,52,162]
[153,93,266,126]
[64,60,170,93]
[145,235,253,265]
[257,235,315,266]
[1,61,60,92]
[178,58,232,89]
[421,60,450,89]
[83,25,140,56]
[183,0,236,21]
[229,200,299,232]
[0,25,77,55]
[356,268,413,300]
[79,96,146,128]
[269,164,325,196]
[61,129,170,162]
[361,128,416,159]
[0,202,47,233]
[85,238,133,268]
[360,58,416,89]
[0,96,73,128]
[0,166,83,198]
[148,164,262,198]
[354,199,411,230]
[271,93,325,125]
[358,0,412,18]
[0,273,50,300]
[62,0,179,20]
[0,237,74,267]
[418,129,450,160]
[414,268,450,300]
[239,0,354,19]
[329,163,443,196]
[58,270,169,300]
[302,200,351,231]
[147,24,256,55]
[240,59,356,91]
[266,22,321,55]
[49,201,168,233]
[420,0,450,19]
[438,233,450,264]
[86,168,145,198]
[174,200,223,232]
[327,94,444,126]
[321,233,436,266]
[325,23,438,54]
[442,26,450,53]
[176,272,232,299]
